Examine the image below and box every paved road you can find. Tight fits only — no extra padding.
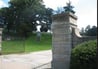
[0,50,52,69]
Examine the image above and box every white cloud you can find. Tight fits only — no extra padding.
[0,0,8,8]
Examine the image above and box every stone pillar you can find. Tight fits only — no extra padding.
[0,28,3,55]
[52,12,77,69]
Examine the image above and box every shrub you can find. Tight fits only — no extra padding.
[70,40,97,69]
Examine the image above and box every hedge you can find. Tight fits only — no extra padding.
[70,40,97,69]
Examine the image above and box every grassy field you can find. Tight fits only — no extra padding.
[2,33,52,54]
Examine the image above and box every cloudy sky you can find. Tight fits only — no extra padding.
[0,0,97,29]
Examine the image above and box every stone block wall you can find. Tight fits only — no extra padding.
[52,13,72,69]
[71,27,97,48]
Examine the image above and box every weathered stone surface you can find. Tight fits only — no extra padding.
[52,12,73,69]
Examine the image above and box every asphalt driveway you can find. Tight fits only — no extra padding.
[0,50,52,69]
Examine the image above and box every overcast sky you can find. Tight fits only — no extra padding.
[43,0,97,29]
[0,0,97,29]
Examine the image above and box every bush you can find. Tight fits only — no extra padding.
[70,40,97,69]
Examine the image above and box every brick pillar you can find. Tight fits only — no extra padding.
[0,28,3,55]
[52,12,77,69]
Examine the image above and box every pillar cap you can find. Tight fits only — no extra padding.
[52,12,77,22]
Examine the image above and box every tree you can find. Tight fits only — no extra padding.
[40,8,53,32]
[80,27,85,36]
[85,25,97,36]
[55,7,64,14]
[8,0,44,36]
[85,25,91,33]
[0,16,4,28]
[63,0,75,14]
[0,0,53,37]
[0,7,14,34]
[80,25,97,36]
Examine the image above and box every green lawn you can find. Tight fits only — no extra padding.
[2,33,52,54]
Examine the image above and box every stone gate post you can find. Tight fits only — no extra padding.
[0,28,3,55]
[52,12,77,69]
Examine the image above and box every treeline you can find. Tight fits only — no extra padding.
[80,25,97,36]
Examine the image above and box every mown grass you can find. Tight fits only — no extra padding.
[2,33,52,54]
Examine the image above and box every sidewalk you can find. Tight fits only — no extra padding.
[0,50,52,69]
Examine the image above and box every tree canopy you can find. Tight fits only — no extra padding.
[0,0,53,37]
